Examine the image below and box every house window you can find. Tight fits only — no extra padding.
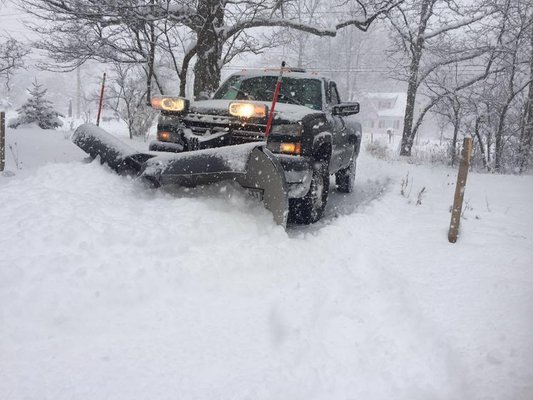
[370,120,375,128]
[393,120,400,129]
[378,120,385,128]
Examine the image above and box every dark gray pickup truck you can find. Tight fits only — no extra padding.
[149,69,362,224]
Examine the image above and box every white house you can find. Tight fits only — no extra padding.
[359,92,407,137]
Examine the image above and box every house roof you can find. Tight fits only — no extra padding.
[363,92,407,118]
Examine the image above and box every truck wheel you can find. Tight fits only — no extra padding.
[335,153,356,193]
[289,161,329,224]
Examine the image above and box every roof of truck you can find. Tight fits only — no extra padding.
[232,68,327,81]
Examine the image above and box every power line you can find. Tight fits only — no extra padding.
[222,65,493,74]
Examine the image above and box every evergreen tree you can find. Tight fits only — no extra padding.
[11,80,63,129]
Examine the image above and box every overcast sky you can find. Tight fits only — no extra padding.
[0,1,37,39]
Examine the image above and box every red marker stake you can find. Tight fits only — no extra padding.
[265,61,286,138]
[96,72,107,127]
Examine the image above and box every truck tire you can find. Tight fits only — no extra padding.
[335,152,356,193]
[289,161,329,224]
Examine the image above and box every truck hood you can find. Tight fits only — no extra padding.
[189,99,321,122]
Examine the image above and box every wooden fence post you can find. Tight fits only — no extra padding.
[448,136,473,243]
[0,112,5,172]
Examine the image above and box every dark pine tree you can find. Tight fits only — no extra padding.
[15,80,63,129]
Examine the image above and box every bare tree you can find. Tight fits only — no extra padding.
[459,0,532,172]
[386,0,500,156]
[0,37,30,93]
[423,0,532,172]
[107,64,158,140]
[22,0,403,99]
[431,92,462,166]
[516,4,533,172]
[489,0,532,171]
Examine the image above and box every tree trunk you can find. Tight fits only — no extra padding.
[518,18,533,173]
[518,85,533,172]
[144,1,157,103]
[400,53,422,156]
[494,111,505,171]
[399,0,433,156]
[145,38,156,103]
[474,116,489,171]
[450,101,461,167]
[193,0,224,99]
[179,49,195,97]
[495,27,521,172]
[451,123,460,167]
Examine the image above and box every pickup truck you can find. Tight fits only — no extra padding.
[149,69,362,224]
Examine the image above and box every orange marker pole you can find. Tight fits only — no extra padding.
[265,61,286,138]
[96,72,107,127]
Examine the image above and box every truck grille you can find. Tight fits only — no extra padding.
[182,113,266,144]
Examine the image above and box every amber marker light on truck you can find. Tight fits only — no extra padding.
[229,102,267,119]
[157,131,171,141]
[151,96,188,112]
[279,142,302,155]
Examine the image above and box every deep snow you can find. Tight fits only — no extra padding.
[1,125,532,400]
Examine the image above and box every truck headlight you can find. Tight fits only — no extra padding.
[229,102,267,118]
[269,124,303,137]
[151,96,188,112]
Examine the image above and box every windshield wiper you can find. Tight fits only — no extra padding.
[230,86,255,100]
[266,89,303,106]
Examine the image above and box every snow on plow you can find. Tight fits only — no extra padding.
[72,123,289,227]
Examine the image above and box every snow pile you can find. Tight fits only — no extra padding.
[0,127,85,178]
[1,126,532,400]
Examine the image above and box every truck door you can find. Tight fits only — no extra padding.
[325,81,349,171]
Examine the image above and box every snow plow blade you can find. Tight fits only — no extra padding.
[72,123,289,227]
[72,123,155,174]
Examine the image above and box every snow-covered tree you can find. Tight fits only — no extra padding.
[386,0,502,156]
[425,0,533,172]
[10,80,63,129]
[24,0,402,98]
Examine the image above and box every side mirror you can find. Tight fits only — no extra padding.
[332,102,360,117]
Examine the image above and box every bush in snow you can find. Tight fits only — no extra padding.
[410,141,450,165]
[9,80,63,130]
[365,140,390,160]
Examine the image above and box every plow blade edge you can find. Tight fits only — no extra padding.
[72,123,289,227]
[72,123,154,174]
[141,144,289,227]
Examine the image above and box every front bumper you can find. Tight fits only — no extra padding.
[153,121,313,198]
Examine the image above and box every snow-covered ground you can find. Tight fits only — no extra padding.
[1,125,532,400]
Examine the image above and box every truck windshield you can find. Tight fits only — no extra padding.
[213,75,323,110]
